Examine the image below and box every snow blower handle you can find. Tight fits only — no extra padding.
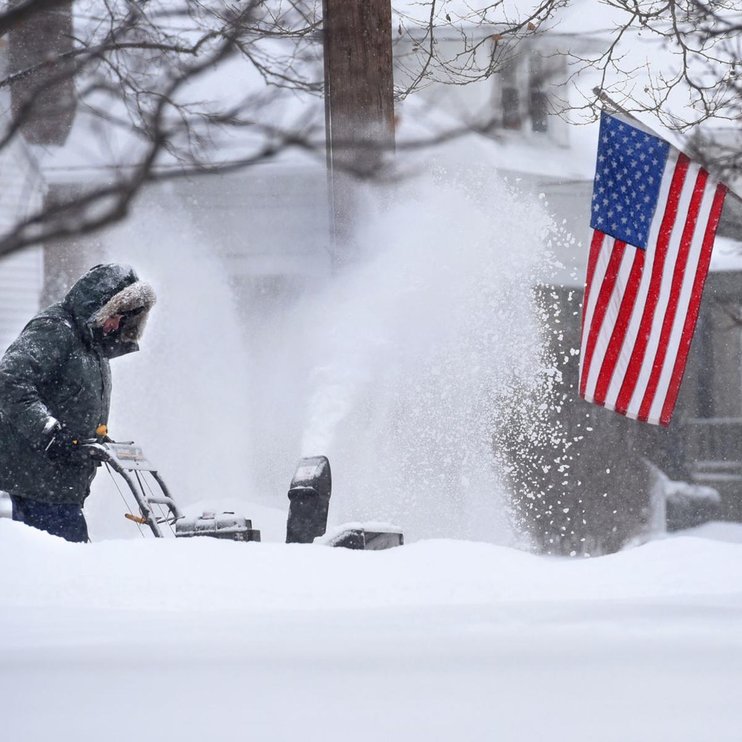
[80,441,112,462]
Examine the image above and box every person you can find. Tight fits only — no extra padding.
[0,263,156,542]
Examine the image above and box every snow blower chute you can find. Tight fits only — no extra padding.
[285,456,404,550]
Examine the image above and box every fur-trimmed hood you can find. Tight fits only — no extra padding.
[90,279,156,341]
[62,263,156,357]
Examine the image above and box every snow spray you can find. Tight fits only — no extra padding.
[248,164,560,543]
[84,165,561,545]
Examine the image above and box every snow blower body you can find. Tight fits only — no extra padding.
[84,440,260,541]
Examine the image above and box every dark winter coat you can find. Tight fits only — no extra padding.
[0,264,156,504]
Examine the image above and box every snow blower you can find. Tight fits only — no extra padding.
[87,441,403,549]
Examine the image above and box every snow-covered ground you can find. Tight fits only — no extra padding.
[2,519,741,742]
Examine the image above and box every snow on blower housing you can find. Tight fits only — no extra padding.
[77,440,404,550]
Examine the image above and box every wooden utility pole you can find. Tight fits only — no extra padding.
[322,0,395,266]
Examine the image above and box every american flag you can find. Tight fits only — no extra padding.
[579,111,728,426]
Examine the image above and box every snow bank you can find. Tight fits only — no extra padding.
[2,522,742,742]
[2,520,741,614]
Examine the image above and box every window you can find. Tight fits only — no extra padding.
[529,53,548,133]
[497,52,554,134]
[501,64,521,129]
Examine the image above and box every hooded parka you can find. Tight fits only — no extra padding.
[0,264,155,505]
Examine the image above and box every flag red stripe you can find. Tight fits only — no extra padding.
[579,239,625,398]
[593,244,643,405]
[637,168,708,421]
[660,183,728,425]
[614,154,690,415]
[583,230,605,317]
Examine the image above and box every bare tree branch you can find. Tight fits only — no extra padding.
[0,0,740,262]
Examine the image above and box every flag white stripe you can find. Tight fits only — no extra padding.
[625,159,699,418]
[646,181,717,424]
[583,242,635,401]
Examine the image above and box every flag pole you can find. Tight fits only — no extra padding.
[592,87,742,206]
[593,88,647,126]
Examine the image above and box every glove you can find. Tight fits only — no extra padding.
[44,421,84,461]
[96,423,112,443]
